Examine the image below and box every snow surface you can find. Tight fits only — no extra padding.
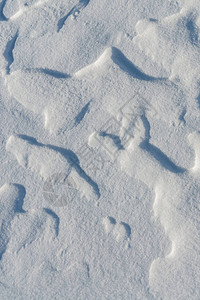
[0,0,200,299]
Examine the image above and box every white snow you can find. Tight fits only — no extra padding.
[0,0,200,299]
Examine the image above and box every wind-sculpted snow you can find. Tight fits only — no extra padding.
[6,47,165,135]
[0,0,8,21]
[57,0,90,32]
[75,47,164,81]
[134,5,200,97]
[0,183,25,259]
[6,135,100,202]
[6,69,84,134]
[118,113,200,299]
[0,0,200,298]
[3,0,50,20]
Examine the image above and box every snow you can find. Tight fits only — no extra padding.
[0,0,200,299]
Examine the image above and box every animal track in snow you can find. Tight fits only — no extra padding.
[102,216,131,247]
[6,135,100,202]
[118,114,200,299]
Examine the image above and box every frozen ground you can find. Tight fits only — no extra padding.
[0,0,200,299]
